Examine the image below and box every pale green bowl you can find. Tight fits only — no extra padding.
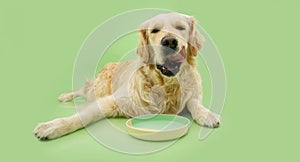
[126,114,191,141]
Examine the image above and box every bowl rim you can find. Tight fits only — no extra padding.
[126,114,191,133]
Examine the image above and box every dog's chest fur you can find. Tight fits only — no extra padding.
[128,65,182,114]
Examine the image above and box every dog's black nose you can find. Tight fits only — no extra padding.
[161,36,178,50]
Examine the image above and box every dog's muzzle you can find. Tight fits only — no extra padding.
[156,46,186,77]
[161,36,178,54]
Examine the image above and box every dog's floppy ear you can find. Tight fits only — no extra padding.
[136,23,150,64]
[188,17,204,57]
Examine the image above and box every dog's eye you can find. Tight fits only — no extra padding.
[176,26,185,30]
[151,28,160,33]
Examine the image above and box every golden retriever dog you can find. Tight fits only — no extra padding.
[33,12,220,140]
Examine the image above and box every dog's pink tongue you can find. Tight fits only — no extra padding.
[168,47,186,62]
[180,46,186,59]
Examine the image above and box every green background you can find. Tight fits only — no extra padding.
[1,0,299,161]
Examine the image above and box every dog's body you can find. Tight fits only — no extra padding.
[33,13,220,140]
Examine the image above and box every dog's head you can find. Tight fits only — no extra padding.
[137,12,203,77]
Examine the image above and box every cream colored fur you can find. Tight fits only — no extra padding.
[33,12,220,140]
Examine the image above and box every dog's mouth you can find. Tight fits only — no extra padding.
[156,46,186,77]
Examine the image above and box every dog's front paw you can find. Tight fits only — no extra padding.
[195,111,220,128]
[58,93,74,102]
[33,119,66,140]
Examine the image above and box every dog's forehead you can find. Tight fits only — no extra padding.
[142,13,190,28]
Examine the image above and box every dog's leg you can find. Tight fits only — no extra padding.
[58,80,95,102]
[187,98,220,128]
[34,95,116,140]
